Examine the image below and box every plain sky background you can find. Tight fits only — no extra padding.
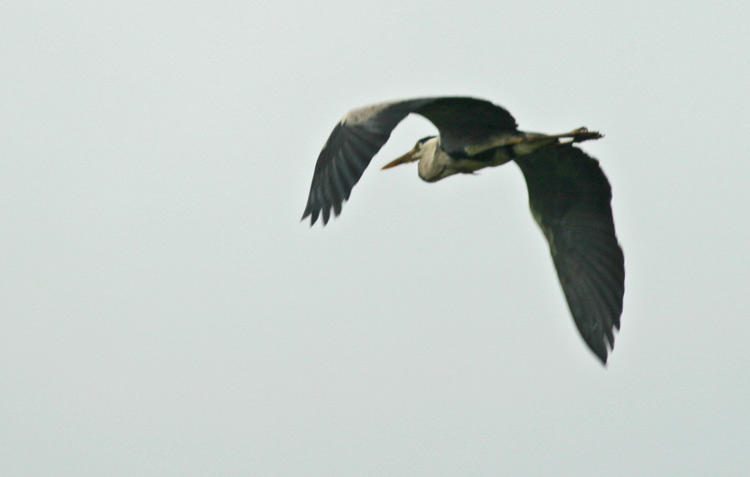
[2,1,749,475]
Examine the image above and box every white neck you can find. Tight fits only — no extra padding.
[416,138,449,182]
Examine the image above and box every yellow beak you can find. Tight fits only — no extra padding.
[381,149,418,170]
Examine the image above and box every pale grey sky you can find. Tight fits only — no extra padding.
[2,1,749,475]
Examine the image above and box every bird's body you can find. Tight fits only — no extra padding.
[302,97,624,364]
[405,135,512,182]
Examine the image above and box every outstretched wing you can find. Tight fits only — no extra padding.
[302,97,518,225]
[514,144,625,364]
[302,99,433,225]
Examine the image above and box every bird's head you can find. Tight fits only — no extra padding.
[381,136,436,171]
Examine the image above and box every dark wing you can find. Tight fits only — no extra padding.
[514,144,625,364]
[302,98,434,225]
[414,97,518,154]
[302,97,518,225]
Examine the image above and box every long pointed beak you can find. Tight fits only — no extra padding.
[381,150,418,170]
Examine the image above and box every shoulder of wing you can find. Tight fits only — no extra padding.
[341,98,441,126]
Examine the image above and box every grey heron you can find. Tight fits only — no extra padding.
[302,97,624,364]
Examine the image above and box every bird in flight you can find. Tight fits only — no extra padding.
[302,97,624,364]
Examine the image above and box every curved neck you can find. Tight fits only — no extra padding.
[417,138,451,182]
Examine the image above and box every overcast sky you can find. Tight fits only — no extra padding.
[2,1,749,475]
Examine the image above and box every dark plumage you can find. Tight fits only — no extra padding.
[515,145,624,362]
[302,97,625,364]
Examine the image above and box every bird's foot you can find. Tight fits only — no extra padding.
[568,127,603,143]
